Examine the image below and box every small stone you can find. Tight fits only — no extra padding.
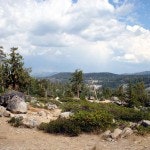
[59,112,74,119]
[3,110,11,117]
[121,127,133,138]
[47,104,58,110]
[102,130,111,139]
[110,128,122,139]
[23,118,39,128]
[106,137,113,142]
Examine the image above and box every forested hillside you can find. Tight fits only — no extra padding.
[46,72,150,88]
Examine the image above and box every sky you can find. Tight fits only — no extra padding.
[0,0,150,74]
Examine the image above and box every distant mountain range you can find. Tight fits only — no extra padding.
[32,71,150,88]
[33,71,150,78]
[36,71,150,88]
[32,72,57,78]
[133,71,150,75]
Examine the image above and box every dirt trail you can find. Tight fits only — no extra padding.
[0,117,150,150]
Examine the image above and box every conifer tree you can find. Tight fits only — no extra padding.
[70,69,84,98]
[3,47,31,91]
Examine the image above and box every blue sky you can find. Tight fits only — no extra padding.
[0,0,150,73]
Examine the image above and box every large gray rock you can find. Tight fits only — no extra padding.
[0,91,25,107]
[7,95,27,114]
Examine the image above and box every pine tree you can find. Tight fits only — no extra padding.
[3,47,31,91]
[70,69,84,98]
[126,82,149,107]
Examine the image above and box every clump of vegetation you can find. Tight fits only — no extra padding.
[102,103,150,122]
[8,117,23,127]
[71,110,113,132]
[38,118,81,136]
[61,100,100,113]
[39,104,114,136]
[136,126,150,136]
[61,101,150,122]
[59,97,79,103]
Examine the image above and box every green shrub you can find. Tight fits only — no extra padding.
[105,104,150,122]
[38,118,81,136]
[38,109,113,136]
[115,120,129,129]
[40,100,150,136]
[71,110,113,132]
[8,117,23,127]
[59,97,79,103]
[62,101,150,122]
[38,122,48,130]
[136,126,150,136]
[48,100,62,106]
[61,100,100,113]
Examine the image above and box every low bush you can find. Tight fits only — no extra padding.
[38,118,81,136]
[71,110,113,132]
[38,110,113,136]
[105,104,150,122]
[136,126,150,136]
[39,100,150,136]
[61,101,150,122]
[8,117,23,127]
[61,100,100,113]
[48,100,62,106]
[59,97,79,103]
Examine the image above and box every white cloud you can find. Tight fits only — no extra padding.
[54,50,62,56]
[113,0,119,4]
[0,0,149,72]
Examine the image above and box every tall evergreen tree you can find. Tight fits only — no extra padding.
[70,69,84,98]
[126,82,149,107]
[3,47,31,91]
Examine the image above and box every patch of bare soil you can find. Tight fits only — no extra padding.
[26,106,62,123]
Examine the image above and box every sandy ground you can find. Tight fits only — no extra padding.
[0,115,150,150]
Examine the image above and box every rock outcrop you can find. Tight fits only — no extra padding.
[0,91,24,107]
